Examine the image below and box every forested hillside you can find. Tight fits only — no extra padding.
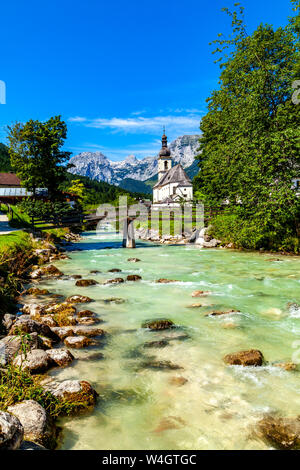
[0,142,149,204]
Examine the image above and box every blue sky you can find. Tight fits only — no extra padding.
[0,0,294,161]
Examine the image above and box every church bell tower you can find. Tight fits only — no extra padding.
[157,128,172,181]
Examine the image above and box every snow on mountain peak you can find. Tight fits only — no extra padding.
[68,135,200,185]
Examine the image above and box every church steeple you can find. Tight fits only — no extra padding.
[157,129,172,181]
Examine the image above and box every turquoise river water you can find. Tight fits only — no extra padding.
[36,230,300,450]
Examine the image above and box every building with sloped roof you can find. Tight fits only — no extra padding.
[153,132,193,204]
[0,172,21,187]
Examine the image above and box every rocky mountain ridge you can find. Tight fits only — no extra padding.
[68,135,200,185]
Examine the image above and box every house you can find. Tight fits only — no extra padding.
[153,132,193,204]
[0,172,21,188]
[0,172,48,204]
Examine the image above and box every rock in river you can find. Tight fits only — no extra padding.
[44,380,98,410]
[257,415,300,450]
[224,349,264,367]
[64,335,92,349]
[7,400,57,449]
[127,258,140,262]
[9,317,59,343]
[142,319,175,330]
[205,309,240,317]
[0,411,24,450]
[46,348,74,367]
[140,360,183,371]
[274,362,297,371]
[127,274,142,281]
[143,339,169,348]
[13,349,53,374]
[77,317,100,325]
[103,297,125,304]
[73,326,106,338]
[30,265,63,279]
[108,268,122,273]
[104,278,124,285]
[0,333,46,366]
[192,290,211,297]
[51,326,74,340]
[65,295,93,304]
[168,376,188,386]
[156,279,178,284]
[24,287,50,295]
[75,279,98,287]
[1,313,16,332]
[77,309,95,318]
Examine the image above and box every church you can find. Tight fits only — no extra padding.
[153,131,193,204]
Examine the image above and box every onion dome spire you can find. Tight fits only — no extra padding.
[159,127,171,158]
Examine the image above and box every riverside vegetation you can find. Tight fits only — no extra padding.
[193,2,300,253]
[0,229,99,449]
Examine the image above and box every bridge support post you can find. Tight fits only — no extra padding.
[122,217,136,248]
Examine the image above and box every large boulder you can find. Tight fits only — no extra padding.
[50,326,75,340]
[77,310,94,318]
[224,349,264,367]
[8,318,59,343]
[22,303,45,316]
[13,349,52,373]
[0,333,46,366]
[38,316,57,328]
[7,400,57,449]
[44,380,98,410]
[30,265,63,279]
[24,287,50,296]
[43,302,76,315]
[142,319,174,330]
[258,415,300,450]
[202,238,222,248]
[0,411,24,450]
[46,348,74,367]
[20,440,47,450]
[64,336,91,349]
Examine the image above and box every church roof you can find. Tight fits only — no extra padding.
[153,163,192,189]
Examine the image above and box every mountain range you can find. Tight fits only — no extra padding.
[68,135,201,193]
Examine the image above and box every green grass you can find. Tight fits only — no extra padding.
[0,230,30,251]
[0,203,31,228]
[0,365,93,418]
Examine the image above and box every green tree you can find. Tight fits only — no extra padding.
[67,179,85,200]
[7,116,71,199]
[0,143,12,171]
[194,2,300,250]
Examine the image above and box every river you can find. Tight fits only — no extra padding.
[36,230,300,450]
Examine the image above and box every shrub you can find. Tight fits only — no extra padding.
[210,211,300,253]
